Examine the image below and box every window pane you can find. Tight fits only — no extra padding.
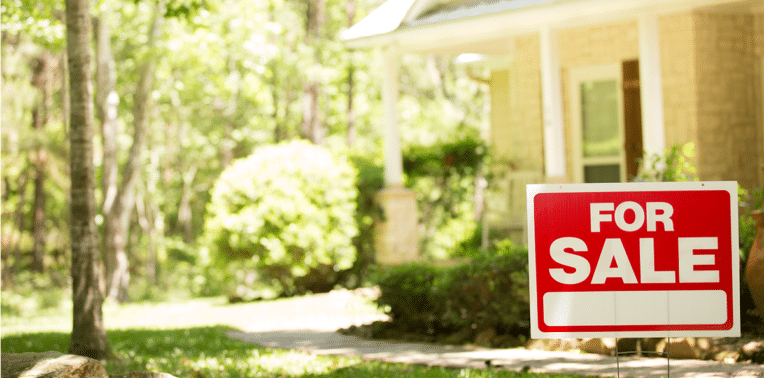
[580,80,619,158]
[584,164,621,183]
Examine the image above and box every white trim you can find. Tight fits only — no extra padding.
[638,13,667,159]
[382,44,404,187]
[540,27,566,180]
[344,0,749,52]
[568,63,626,183]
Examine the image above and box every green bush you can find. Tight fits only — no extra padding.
[436,241,529,335]
[204,140,358,297]
[346,151,385,286]
[374,263,443,334]
[402,135,487,259]
[374,241,530,341]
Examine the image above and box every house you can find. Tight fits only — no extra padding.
[343,0,764,260]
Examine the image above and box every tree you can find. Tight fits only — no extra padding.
[100,2,164,302]
[65,0,110,359]
[31,50,55,273]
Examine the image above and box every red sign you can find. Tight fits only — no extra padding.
[527,182,740,338]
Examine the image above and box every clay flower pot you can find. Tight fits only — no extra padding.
[745,210,764,320]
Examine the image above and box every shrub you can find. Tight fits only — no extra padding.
[436,241,529,335]
[403,135,487,259]
[374,263,443,334]
[636,142,698,182]
[374,241,530,342]
[346,151,385,286]
[204,140,358,297]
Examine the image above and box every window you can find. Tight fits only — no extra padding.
[569,63,631,183]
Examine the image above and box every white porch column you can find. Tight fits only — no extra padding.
[382,43,404,186]
[375,43,418,265]
[539,26,567,181]
[639,13,666,158]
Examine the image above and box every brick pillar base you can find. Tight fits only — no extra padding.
[374,186,419,265]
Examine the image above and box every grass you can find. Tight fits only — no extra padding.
[1,295,593,378]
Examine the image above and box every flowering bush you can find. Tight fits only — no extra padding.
[205,140,358,297]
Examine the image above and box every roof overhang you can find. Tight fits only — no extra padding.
[343,0,764,55]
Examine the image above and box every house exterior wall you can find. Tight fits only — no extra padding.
[694,12,760,189]
[660,12,699,150]
[490,70,511,159]
[487,9,764,243]
[507,34,544,172]
[487,35,544,241]
[558,19,639,181]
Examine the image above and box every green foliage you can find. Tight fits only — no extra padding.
[374,263,443,333]
[374,241,530,340]
[346,150,385,285]
[403,134,488,259]
[739,186,764,260]
[1,0,66,48]
[436,241,530,335]
[637,142,698,182]
[1,272,68,317]
[205,140,358,297]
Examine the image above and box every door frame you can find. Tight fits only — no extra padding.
[568,63,626,183]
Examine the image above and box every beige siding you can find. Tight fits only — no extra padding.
[558,20,639,181]
[694,12,760,188]
[490,70,512,158]
[558,20,639,67]
[507,34,544,172]
[660,12,698,150]
[487,35,543,242]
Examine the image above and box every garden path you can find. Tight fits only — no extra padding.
[227,288,764,378]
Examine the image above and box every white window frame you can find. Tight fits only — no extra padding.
[568,63,626,183]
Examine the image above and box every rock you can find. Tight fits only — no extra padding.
[640,338,662,353]
[525,338,578,351]
[740,340,764,363]
[656,337,712,359]
[1,352,108,378]
[0,352,178,378]
[714,350,742,363]
[473,328,496,347]
[579,338,615,355]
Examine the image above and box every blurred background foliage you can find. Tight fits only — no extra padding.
[1,0,491,309]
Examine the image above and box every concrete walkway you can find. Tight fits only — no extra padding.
[226,289,764,377]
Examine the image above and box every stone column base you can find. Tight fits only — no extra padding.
[374,186,419,265]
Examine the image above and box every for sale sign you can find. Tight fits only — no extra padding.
[527,182,740,339]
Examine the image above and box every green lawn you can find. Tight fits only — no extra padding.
[1,296,593,378]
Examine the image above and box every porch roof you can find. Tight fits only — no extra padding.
[342,0,764,54]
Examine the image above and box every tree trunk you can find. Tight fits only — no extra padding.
[178,166,197,244]
[301,0,325,144]
[65,0,110,359]
[12,173,29,281]
[94,15,119,282]
[346,0,356,147]
[103,5,163,302]
[31,51,54,273]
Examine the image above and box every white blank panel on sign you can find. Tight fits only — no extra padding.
[543,290,727,327]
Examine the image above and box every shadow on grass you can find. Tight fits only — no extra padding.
[0,327,594,378]
[2,326,353,377]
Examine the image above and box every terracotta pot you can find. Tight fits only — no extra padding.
[745,210,764,320]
